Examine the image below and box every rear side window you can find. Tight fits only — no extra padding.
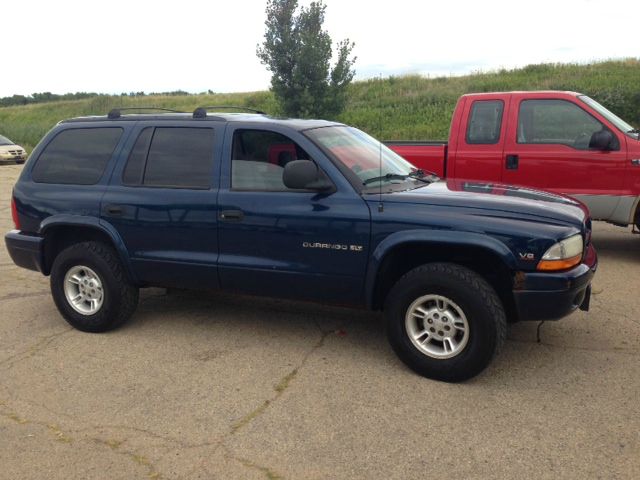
[123,127,215,189]
[466,100,504,144]
[32,128,123,184]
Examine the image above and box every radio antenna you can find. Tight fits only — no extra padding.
[378,73,384,213]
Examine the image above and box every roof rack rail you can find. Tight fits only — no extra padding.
[107,107,186,119]
[193,105,266,119]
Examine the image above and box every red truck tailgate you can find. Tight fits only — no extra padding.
[386,142,447,177]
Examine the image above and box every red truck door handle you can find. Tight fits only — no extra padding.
[632,159,640,166]
[506,154,519,170]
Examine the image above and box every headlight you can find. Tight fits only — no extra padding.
[537,234,583,271]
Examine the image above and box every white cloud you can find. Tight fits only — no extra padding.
[2,0,637,96]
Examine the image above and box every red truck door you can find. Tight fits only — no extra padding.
[502,94,627,219]
[449,95,509,181]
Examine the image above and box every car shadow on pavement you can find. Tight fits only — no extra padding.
[591,230,640,262]
[130,287,391,353]
[117,287,594,385]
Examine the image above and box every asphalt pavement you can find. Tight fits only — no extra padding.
[0,163,638,479]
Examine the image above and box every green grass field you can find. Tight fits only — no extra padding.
[1,59,639,153]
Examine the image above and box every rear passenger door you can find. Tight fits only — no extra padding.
[450,96,508,181]
[101,122,222,289]
[216,125,371,305]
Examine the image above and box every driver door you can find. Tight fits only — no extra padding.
[503,95,627,219]
[216,125,371,305]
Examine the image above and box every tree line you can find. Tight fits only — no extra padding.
[0,90,206,108]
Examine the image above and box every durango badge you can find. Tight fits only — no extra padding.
[303,242,363,252]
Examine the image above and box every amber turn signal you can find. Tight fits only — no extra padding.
[537,254,582,271]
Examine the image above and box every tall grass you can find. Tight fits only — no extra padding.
[1,59,638,152]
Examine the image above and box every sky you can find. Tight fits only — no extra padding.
[2,0,638,97]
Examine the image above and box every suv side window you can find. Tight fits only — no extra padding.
[231,129,311,191]
[466,100,504,144]
[517,99,608,150]
[123,127,215,189]
[32,128,123,184]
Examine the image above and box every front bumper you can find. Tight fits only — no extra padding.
[5,230,46,273]
[513,243,597,321]
[0,156,26,164]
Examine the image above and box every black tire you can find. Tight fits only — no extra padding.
[50,241,139,332]
[385,262,507,382]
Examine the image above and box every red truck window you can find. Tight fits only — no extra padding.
[517,99,606,150]
[466,100,504,145]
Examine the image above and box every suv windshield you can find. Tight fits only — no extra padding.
[304,126,433,191]
[0,135,14,146]
[578,95,637,137]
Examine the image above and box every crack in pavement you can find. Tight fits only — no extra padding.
[222,444,283,480]
[93,437,162,479]
[0,290,50,302]
[2,313,338,480]
[230,324,332,435]
[1,400,164,478]
[219,320,337,479]
[1,404,73,445]
[0,327,73,371]
[76,423,222,450]
[508,338,640,356]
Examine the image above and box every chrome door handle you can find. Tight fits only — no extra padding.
[632,159,640,166]
[220,210,244,221]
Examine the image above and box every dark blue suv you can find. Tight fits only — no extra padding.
[5,108,597,381]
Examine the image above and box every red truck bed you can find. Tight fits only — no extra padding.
[385,142,447,177]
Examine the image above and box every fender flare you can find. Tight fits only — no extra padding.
[39,215,138,283]
[364,229,517,308]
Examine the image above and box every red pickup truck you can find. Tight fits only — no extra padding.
[387,91,640,229]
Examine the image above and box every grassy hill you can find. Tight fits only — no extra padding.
[1,59,639,152]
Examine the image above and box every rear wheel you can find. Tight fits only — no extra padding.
[385,262,507,382]
[50,241,138,332]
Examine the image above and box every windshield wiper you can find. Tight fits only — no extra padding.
[362,173,409,185]
[407,169,437,183]
[628,129,640,134]
[363,170,436,186]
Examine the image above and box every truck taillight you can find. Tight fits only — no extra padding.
[11,196,20,230]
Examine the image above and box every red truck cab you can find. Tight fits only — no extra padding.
[388,91,640,228]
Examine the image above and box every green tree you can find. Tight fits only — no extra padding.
[257,0,356,118]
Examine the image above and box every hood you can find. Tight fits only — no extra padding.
[381,179,588,229]
[0,144,25,153]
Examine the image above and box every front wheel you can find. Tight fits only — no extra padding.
[385,263,507,382]
[50,241,139,332]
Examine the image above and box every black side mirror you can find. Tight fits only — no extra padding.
[589,129,616,151]
[283,160,334,192]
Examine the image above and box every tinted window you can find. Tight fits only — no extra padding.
[123,127,152,185]
[466,100,503,144]
[231,130,310,191]
[518,99,606,150]
[32,128,122,184]
[131,127,215,189]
